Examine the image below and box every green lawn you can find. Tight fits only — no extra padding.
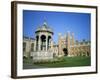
[33,56,91,68]
[23,56,91,69]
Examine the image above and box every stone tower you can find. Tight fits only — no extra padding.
[58,33,62,56]
[67,31,71,56]
[71,33,75,46]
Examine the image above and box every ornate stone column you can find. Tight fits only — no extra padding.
[34,39,36,51]
[38,35,41,51]
[48,38,50,50]
[36,36,38,51]
[46,35,48,51]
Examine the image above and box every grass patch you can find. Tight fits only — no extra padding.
[23,56,91,68]
[34,56,91,67]
[23,57,33,64]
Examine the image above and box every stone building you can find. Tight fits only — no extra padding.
[23,37,35,58]
[58,32,90,57]
[23,20,90,61]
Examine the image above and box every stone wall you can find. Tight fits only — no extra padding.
[32,51,53,62]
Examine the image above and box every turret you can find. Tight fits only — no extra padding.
[67,31,71,56]
[58,33,62,56]
[71,33,75,45]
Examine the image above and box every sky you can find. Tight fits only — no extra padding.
[23,10,91,43]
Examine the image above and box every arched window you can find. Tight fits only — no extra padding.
[48,36,51,50]
[41,35,46,50]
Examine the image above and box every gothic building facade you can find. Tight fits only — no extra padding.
[23,21,90,61]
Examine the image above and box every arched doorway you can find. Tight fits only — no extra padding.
[48,36,51,50]
[63,48,68,56]
[87,52,89,56]
[41,35,46,51]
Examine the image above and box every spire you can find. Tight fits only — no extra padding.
[43,21,47,26]
[43,18,47,25]
[71,32,75,45]
[43,18,47,27]
[67,31,70,38]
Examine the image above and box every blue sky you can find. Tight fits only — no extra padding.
[23,10,91,43]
